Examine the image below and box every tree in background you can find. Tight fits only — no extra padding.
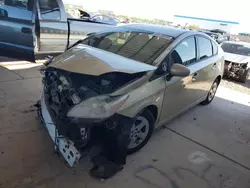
[187,24,200,30]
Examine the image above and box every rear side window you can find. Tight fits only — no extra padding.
[212,41,218,55]
[82,32,173,65]
[171,37,196,66]
[197,36,213,60]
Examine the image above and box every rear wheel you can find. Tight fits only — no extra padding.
[201,79,219,105]
[239,68,250,83]
[127,109,155,154]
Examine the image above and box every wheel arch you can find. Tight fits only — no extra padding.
[216,75,222,84]
[145,105,158,122]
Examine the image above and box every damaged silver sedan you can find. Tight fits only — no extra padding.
[37,24,224,169]
[221,41,250,83]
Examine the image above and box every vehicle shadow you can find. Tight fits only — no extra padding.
[0,56,18,62]
[0,55,48,63]
[0,60,43,82]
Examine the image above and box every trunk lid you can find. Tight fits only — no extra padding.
[50,44,157,75]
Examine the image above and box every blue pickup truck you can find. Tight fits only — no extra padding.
[0,0,113,61]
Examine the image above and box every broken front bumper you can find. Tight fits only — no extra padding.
[37,94,81,167]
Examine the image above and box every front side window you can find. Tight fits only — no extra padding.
[197,36,213,60]
[82,31,173,65]
[38,0,60,20]
[171,37,196,66]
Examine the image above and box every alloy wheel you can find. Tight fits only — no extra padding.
[208,82,218,101]
[128,116,150,149]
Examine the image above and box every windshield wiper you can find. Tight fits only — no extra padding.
[41,8,60,14]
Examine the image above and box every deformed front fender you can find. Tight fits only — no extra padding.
[117,91,164,124]
[116,77,166,126]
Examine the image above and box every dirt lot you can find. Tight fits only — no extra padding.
[0,60,250,188]
[221,77,250,95]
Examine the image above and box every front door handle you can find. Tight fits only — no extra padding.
[21,27,32,34]
[192,72,198,82]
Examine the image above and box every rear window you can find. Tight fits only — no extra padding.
[82,32,173,65]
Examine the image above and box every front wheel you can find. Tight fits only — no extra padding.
[201,79,219,105]
[239,68,250,83]
[127,109,155,154]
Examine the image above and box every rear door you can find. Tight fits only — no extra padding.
[0,0,36,61]
[194,35,217,97]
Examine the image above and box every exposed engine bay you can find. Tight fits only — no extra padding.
[224,60,248,79]
[42,67,144,149]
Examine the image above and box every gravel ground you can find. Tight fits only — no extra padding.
[220,76,250,95]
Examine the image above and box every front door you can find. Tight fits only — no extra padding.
[159,36,202,124]
[0,0,37,61]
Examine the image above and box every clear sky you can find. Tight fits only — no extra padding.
[63,0,250,32]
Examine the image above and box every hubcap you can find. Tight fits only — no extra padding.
[208,82,218,101]
[128,116,149,149]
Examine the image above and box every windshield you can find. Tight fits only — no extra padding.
[81,31,173,65]
[221,43,250,56]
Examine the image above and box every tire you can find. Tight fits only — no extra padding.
[239,68,250,83]
[201,79,219,105]
[127,109,155,155]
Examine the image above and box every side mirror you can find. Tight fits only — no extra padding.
[170,64,190,77]
[0,9,8,19]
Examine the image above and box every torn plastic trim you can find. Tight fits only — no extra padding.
[38,94,81,167]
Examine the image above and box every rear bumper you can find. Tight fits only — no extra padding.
[37,94,81,167]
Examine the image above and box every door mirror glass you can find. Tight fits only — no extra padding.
[170,64,190,77]
[0,8,8,18]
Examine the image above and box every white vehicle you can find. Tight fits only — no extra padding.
[221,41,250,82]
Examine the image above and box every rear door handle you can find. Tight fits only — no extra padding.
[213,63,217,68]
[192,72,198,81]
[21,27,32,34]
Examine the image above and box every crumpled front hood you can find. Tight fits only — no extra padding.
[224,52,250,64]
[50,44,157,75]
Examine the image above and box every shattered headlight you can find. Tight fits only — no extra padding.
[67,94,129,119]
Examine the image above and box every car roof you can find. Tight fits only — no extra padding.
[117,23,189,38]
